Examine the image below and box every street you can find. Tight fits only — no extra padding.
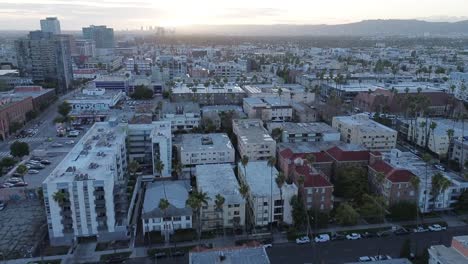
[125,227,467,264]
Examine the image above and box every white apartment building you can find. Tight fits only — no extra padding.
[407,117,466,156]
[127,121,172,177]
[268,122,340,143]
[212,62,244,79]
[160,102,201,132]
[177,133,235,177]
[450,72,468,102]
[332,113,397,152]
[428,235,468,264]
[243,84,315,104]
[125,58,152,72]
[141,180,192,238]
[237,161,297,226]
[42,121,128,245]
[196,164,246,231]
[384,149,468,213]
[243,97,293,122]
[232,119,277,161]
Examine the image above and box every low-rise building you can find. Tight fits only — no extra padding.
[171,84,246,105]
[68,88,124,119]
[176,133,235,177]
[332,114,397,152]
[160,102,201,132]
[189,246,270,264]
[243,97,292,122]
[196,164,246,231]
[11,85,56,111]
[232,119,276,161]
[93,75,129,92]
[237,161,297,226]
[428,235,468,264]
[291,102,319,123]
[141,180,192,238]
[0,96,34,140]
[272,122,340,143]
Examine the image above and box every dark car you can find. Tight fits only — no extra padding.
[172,251,185,257]
[394,228,410,236]
[40,160,52,165]
[105,257,128,263]
[154,252,167,259]
[331,233,346,241]
[362,232,377,238]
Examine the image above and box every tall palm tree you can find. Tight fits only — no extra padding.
[154,159,164,177]
[422,153,432,213]
[128,160,139,180]
[431,173,451,211]
[429,121,438,157]
[446,129,455,167]
[214,194,225,235]
[238,183,253,233]
[275,172,286,203]
[158,198,170,240]
[267,156,276,227]
[409,176,421,225]
[241,155,249,179]
[186,191,210,244]
[52,190,68,206]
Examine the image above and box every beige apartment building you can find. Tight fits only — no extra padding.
[232,119,276,161]
[332,114,397,152]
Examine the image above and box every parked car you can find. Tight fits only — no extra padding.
[331,233,346,241]
[374,255,392,260]
[295,236,310,244]
[65,140,75,145]
[172,251,185,257]
[434,164,445,171]
[14,182,28,187]
[40,160,51,165]
[154,252,167,258]
[428,224,446,232]
[346,233,362,240]
[361,232,377,238]
[28,170,40,174]
[1,182,14,188]
[51,143,63,148]
[0,201,5,210]
[358,256,377,262]
[263,244,273,248]
[413,226,429,233]
[29,165,45,170]
[30,157,42,161]
[314,234,330,243]
[394,228,411,235]
[7,177,22,183]
[68,130,80,137]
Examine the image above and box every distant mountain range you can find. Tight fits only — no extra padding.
[178,19,468,36]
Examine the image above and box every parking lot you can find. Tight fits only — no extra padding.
[0,199,46,259]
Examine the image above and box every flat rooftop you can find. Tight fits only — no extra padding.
[429,244,468,264]
[142,180,192,218]
[162,102,200,114]
[173,84,245,94]
[196,164,244,204]
[189,246,270,264]
[179,133,233,153]
[281,122,339,135]
[278,141,361,154]
[334,114,396,134]
[44,122,127,184]
[233,119,275,145]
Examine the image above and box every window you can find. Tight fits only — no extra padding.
[234,211,240,215]
[263,202,268,206]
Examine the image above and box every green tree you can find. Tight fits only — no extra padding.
[57,101,72,121]
[335,203,359,226]
[128,160,140,179]
[454,190,468,211]
[290,194,307,230]
[0,157,16,168]
[335,166,369,200]
[9,122,23,134]
[154,159,165,177]
[130,85,154,100]
[186,191,210,244]
[275,171,286,202]
[52,190,68,206]
[16,164,28,181]
[389,201,417,221]
[271,128,283,143]
[214,194,225,234]
[10,141,30,158]
[358,194,386,223]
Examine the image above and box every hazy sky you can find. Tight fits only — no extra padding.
[1,0,468,30]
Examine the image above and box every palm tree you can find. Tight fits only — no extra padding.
[431,173,450,211]
[214,194,225,235]
[422,153,432,213]
[186,191,210,244]
[174,162,182,178]
[267,156,276,227]
[446,129,455,167]
[52,190,68,206]
[275,171,286,203]
[409,176,421,225]
[154,159,164,177]
[429,121,438,157]
[238,183,252,233]
[158,198,170,241]
[241,155,249,179]
[128,160,139,180]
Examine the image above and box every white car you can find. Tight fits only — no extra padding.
[263,244,272,249]
[346,233,362,240]
[295,236,310,244]
[314,234,330,243]
[413,226,429,233]
[7,177,22,183]
[428,224,446,232]
[358,256,377,262]
[28,170,40,174]
[434,164,445,171]
[65,140,75,145]
[374,255,392,260]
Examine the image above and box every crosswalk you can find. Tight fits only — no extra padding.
[0,151,11,158]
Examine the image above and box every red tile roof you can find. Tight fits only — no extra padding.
[326,146,370,162]
[294,165,333,188]
[369,160,393,174]
[279,148,294,159]
[369,160,414,183]
[279,148,333,163]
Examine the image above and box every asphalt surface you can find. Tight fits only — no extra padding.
[126,227,467,264]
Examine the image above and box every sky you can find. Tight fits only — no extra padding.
[0,0,468,30]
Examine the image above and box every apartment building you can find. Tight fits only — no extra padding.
[127,121,172,177]
[232,119,276,161]
[291,165,334,211]
[177,133,235,177]
[212,62,244,79]
[428,235,468,264]
[383,149,468,213]
[450,72,468,102]
[42,121,128,245]
[243,97,292,122]
[332,113,397,152]
[141,180,192,238]
[449,138,468,167]
[276,122,340,143]
[160,102,201,132]
[237,161,297,226]
[125,58,152,73]
[196,164,246,231]
[243,84,315,104]
[171,84,246,105]
[0,96,34,141]
[406,117,465,156]
[93,76,129,92]
[368,160,417,205]
[68,88,124,115]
